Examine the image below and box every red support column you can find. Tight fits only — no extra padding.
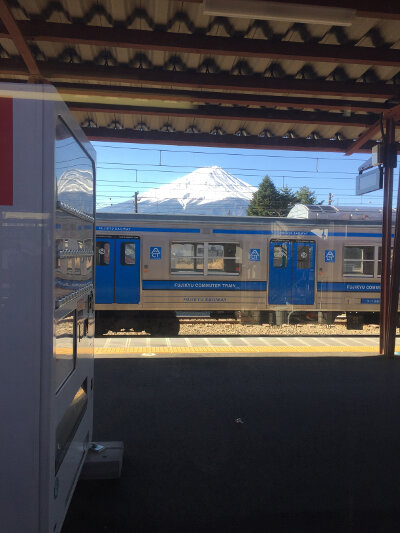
[385,147,399,358]
[379,119,395,354]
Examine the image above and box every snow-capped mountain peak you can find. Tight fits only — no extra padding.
[99,166,257,216]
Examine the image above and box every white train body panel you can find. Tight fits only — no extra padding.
[0,84,95,533]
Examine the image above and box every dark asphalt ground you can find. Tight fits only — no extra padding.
[63,355,400,532]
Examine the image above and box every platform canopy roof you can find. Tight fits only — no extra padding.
[1,0,400,153]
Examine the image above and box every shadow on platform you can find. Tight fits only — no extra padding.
[62,355,400,532]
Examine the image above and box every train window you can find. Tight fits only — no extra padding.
[121,243,135,265]
[208,243,241,274]
[96,242,110,266]
[297,246,311,270]
[273,245,287,268]
[343,246,374,276]
[171,243,204,273]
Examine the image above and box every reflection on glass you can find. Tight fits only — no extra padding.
[273,245,287,268]
[121,243,135,265]
[96,242,110,265]
[208,243,240,273]
[171,243,204,273]
[55,311,75,391]
[55,118,94,216]
[343,246,374,276]
[297,246,311,270]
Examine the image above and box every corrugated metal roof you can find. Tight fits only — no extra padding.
[1,0,400,151]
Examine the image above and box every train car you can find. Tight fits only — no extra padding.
[95,211,389,334]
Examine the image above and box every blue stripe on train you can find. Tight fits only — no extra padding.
[143,280,267,291]
[213,229,383,238]
[317,282,380,292]
[96,225,200,233]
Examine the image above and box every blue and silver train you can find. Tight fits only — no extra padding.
[92,206,392,335]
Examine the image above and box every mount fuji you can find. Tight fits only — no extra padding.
[98,166,257,216]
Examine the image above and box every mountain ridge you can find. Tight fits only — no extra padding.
[98,166,257,216]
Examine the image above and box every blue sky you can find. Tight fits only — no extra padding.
[93,141,397,210]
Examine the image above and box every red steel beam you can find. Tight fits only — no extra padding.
[345,104,400,156]
[0,0,40,77]
[83,127,380,153]
[1,78,391,113]
[69,102,377,128]
[0,58,398,99]
[1,20,400,67]
[386,161,400,357]
[52,82,393,114]
[379,118,395,355]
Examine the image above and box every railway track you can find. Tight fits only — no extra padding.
[100,317,382,337]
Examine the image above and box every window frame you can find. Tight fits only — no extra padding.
[342,244,379,278]
[170,241,241,276]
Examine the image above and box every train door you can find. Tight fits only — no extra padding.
[268,241,315,305]
[115,239,140,303]
[95,237,141,304]
[95,238,115,303]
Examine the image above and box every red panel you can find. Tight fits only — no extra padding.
[0,98,13,205]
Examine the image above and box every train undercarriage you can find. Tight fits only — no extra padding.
[95,309,388,336]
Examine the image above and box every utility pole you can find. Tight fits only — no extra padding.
[134,191,138,213]
[328,192,333,205]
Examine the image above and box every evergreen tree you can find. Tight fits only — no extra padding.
[295,186,320,206]
[246,175,283,216]
[247,176,319,217]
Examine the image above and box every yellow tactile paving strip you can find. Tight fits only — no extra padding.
[93,345,394,357]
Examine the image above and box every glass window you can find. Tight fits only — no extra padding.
[121,242,135,265]
[273,244,288,268]
[96,242,110,266]
[74,257,81,274]
[171,243,204,273]
[297,245,311,270]
[55,117,94,217]
[208,243,241,274]
[55,311,76,391]
[343,246,374,276]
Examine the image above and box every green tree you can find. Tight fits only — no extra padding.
[246,175,283,217]
[294,186,319,206]
[247,176,319,217]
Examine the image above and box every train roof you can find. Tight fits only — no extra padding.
[287,204,393,220]
[96,212,384,228]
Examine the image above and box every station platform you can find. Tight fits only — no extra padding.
[64,337,400,533]
[94,335,385,357]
